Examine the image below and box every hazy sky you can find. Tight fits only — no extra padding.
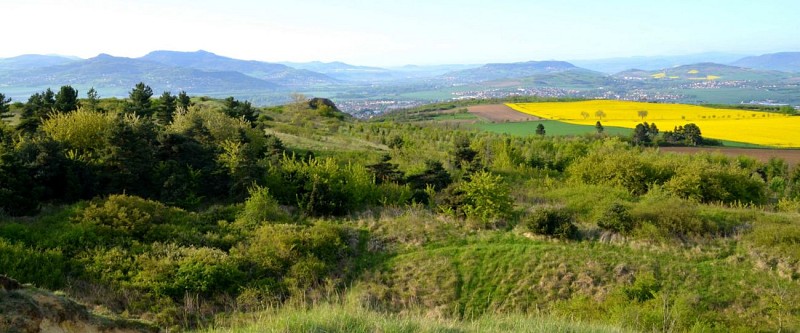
[2,0,799,66]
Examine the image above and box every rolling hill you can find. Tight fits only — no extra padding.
[279,61,395,81]
[614,62,793,81]
[732,52,800,72]
[572,52,747,74]
[0,54,78,72]
[0,54,281,99]
[140,50,338,86]
[441,61,601,83]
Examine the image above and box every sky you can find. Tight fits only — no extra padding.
[2,0,799,66]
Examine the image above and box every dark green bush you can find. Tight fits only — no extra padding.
[596,202,635,234]
[523,206,578,239]
[0,238,67,288]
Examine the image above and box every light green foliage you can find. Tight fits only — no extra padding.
[74,194,199,245]
[266,156,379,216]
[170,106,266,151]
[231,221,356,296]
[41,108,116,155]
[0,238,66,288]
[199,302,624,333]
[458,171,513,225]
[236,185,290,228]
[133,243,242,298]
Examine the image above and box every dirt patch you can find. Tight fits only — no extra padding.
[467,104,540,122]
[660,147,800,166]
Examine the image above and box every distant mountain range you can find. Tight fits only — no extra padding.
[614,62,793,81]
[141,50,338,86]
[0,54,78,71]
[571,52,748,74]
[441,61,597,83]
[1,50,799,106]
[731,52,800,72]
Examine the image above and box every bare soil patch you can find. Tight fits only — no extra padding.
[660,147,800,166]
[467,104,540,122]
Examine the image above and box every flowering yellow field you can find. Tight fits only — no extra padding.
[506,100,800,147]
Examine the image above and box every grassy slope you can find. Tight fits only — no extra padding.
[199,302,626,333]
[356,232,800,332]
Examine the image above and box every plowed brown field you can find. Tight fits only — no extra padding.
[467,104,540,122]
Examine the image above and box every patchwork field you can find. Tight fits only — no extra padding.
[467,104,541,122]
[507,100,800,147]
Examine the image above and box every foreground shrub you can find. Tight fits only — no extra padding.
[457,171,514,225]
[74,194,198,245]
[236,185,290,228]
[596,202,635,234]
[523,206,578,239]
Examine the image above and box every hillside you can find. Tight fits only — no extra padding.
[0,54,77,71]
[141,50,339,86]
[442,61,595,83]
[572,52,747,74]
[732,52,800,72]
[614,62,792,81]
[0,54,281,99]
[1,277,156,333]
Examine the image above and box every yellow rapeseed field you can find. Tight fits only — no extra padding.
[506,100,800,147]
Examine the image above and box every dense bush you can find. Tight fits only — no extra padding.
[443,171,513,225]
[523,206,578,239]
[232,222,359,297]
[236,185,291,228]
[74,194,200,246]
[264,156,378,216]
[596,202,635,234]
[0,238,67,288]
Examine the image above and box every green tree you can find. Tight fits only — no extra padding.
[458,171,513,225]
[637,109,648,120]
[595,109,606,120]
[84,87,100,112]
[682,123,702,146]
[54,85,79,113]
[535,123,546,136]
[17,89,56,133]
[452,135,478,170]
[125,82,154,117]
[223,97,257,123]
[366,155,404,185]
[632,123,651,146]
[595,121,604,134]
[156,91,177,125]
[177,90,192,111]
[580,111,590,119]
[0,93,11,121]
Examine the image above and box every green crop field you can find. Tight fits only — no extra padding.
[474,120,632,136]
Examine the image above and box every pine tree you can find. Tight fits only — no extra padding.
[54,85,79,113]
[85,87,100,112]
[125,82,154,117]
[0,93,12,121]
[156,91,177,125]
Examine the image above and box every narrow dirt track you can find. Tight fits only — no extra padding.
[467,104,541,122]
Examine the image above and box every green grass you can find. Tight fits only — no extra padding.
[198,302,626,333]
[473,119,768,148]
[356,233,800,332]
[474,120,632,137]
[431,112,480,121]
